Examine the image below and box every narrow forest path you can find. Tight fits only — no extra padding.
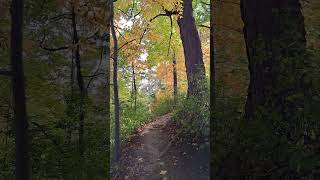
[114,113,209,180]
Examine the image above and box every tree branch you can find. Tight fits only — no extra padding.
[0,69,12,76]
[199,23,242,34]
[40,46,69,51]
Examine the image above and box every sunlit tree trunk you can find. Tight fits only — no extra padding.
[177,0,206,98]
[10,0,30,179]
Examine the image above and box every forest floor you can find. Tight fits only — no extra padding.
[112,113,209,180]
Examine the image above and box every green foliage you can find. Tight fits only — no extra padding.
[211,49,320,178]
[110,98,152,160]
[151,97,176,117]
[172,92,209,137]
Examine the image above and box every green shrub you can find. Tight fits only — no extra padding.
[110,100,152,160]
[150,97,176,117]
[172,94,209,137]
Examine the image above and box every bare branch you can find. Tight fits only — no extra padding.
[40,46,69,51]
[150,13,168,22]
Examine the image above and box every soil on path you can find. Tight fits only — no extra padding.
[113,113,209,180]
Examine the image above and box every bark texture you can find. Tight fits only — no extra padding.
[11,0,30,179]
[71,7,86,158]
[241,0,307,122]
[131,62,137,110]
[172,49,178,101]
[111,1,121,162]
[177,0,206,98]
[105,15,111,169]
[209,0,215,178]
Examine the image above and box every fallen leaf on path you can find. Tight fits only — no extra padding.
[160,170,167,175]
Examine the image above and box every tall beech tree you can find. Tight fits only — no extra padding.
[10,0,30,179]
[241,0,307,122]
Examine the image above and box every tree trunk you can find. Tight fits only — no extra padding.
[71,6,86,159]
[105,15,111,166]
[210,0,215,177]
[67,47,75,145]
[172,49,178,101]
[10,0,30,179]
[104,0,112,176]
[241,0,307,122]
[210,0,215,112]
[177,0,206,98]
[111,2,121,162]
[132,62,137,110]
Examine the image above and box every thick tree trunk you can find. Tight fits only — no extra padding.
[111,2,121,162]
[177,0,206,98]
[241,0,307,122]
[210,0,215,112]
[172,49,178,101]
[209,0,215,177]
[104,1,112,176]
[71,7,86,159]
[10,0,30,179]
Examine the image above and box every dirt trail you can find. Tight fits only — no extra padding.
[116,113,209,180]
